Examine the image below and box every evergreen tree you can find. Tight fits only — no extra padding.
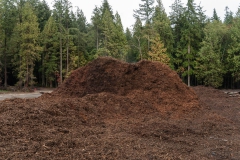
[152,1,173,62]
[16,2,41,87]
[132,17,144,60]
[170,0,204,86]
[224,6,234,25]
[212,8,220,22]
[53,0,64,84]
[41,16,58,87]
[134,0,155,53]
[91,6,101,51]
[169,0,184,52]
[0,0,17,87]
[114,12,128,60]
[134,0,155,23]
[35,0,51,32]
[96,8,115,57]
[125,27,137,62]
[52,0,73,83]
[227,15,240,83]
[74,7,88,66]
[196,21,227,88]
[148,36,169,64]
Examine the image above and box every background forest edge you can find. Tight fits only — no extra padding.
[0,0,240,89]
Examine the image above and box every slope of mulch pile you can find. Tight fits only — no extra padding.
[51,57,200,118]
[0,57,240,159]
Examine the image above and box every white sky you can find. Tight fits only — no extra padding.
[46,0,239,29]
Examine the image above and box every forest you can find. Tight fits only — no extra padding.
[0,0,240,89]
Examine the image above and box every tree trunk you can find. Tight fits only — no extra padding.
[26,62,29,87]
[138,37,142,61]
[77,35,80,67]
[66,37,69,75]
[4,38,7,88]
[188,43,190,87]
[60,34,63,84]
[97,26,99,50]
[41,50,45,87]
[148,34,150,51]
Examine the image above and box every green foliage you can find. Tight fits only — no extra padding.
[1,0,240,88]
[134,0,155,23]
[224,6,234,25]
[132,17,144,60]
[212,8,220,22]
[93,1,128,60]
[170,0,206,86]
[0,0,17,87]
[227,17,240,81]
[196,21,227,88]
[41,16,58,87]
[17,2,41,87]
[152,1,174,64]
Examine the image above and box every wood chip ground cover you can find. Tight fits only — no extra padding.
[0,57,239,159]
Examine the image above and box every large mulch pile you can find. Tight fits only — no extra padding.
[0,57,240,159]
[51,57,200,118]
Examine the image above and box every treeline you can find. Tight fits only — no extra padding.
[0,0,240,88]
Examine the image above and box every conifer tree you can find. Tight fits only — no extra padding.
[132,17,144,60]
[125,27,137,62]
[148,36,169,64]
[212,8,220,22]
[96,8,115,57]
[152,0,173,62]
[196,21,227,88]
[227,15,240,83]
[224,6,234,25]
[74,7,87,67]
[134,0,155,52]
[16,2,41,87]
[91,6,101,51]
[41,16,58,87]
[53,0,63,84]
[114,12,128,60]
[134,0,155,23]
[0,0,17,87]
[170,0,204,86]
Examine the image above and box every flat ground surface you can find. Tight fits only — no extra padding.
[0,86,240,159]
[0,58,240,159]
[0,88,53,101]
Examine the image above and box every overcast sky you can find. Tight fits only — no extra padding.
[46,0,239,29]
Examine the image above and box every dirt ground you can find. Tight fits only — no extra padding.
[0,57,240,159]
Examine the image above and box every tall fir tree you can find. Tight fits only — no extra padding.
[0,0,17,87]
[224,6,234,25]
[132,17,144,60]
[91,6,101,51]
[227,14,240,85]
[196,21,227,88]
[134,0,155,52]
[134,0,155,23]
[114,12,128,60]
[212,8,220,22]
[96,8,115,57]
[152,0,173,64]
[41,16,58,87]
[74,7,88,67]
[170,0,204,86]
[16,2,41,87]
[125,27,138,62]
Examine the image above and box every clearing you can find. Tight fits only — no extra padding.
[0,57,239,159]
